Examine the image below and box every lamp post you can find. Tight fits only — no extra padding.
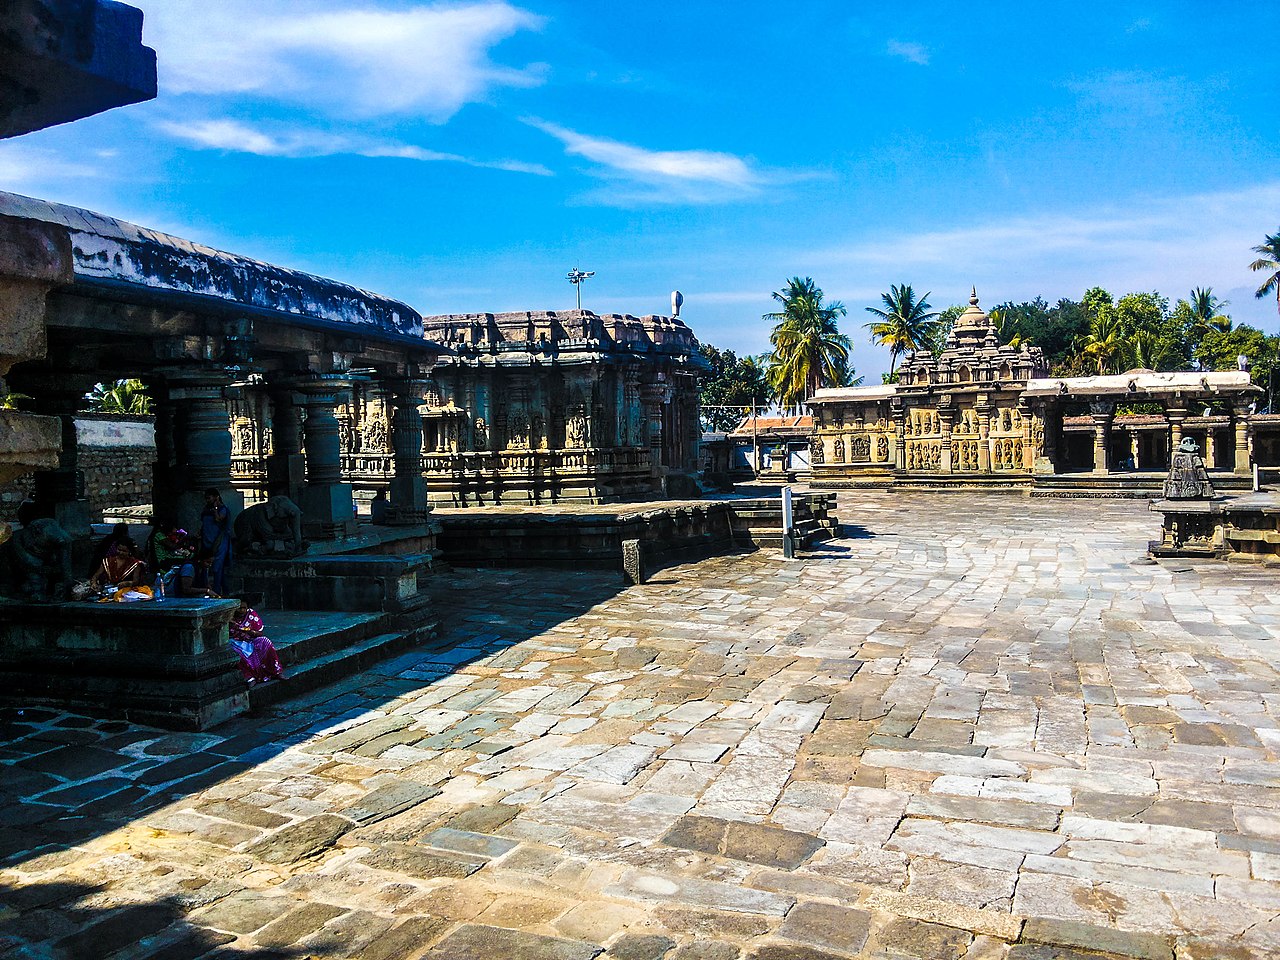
[566,267,594,310]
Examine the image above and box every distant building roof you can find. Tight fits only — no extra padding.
[731,414,813,436]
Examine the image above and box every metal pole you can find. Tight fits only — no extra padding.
[752,397,759,478]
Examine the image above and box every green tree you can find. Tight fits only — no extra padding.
[1187,287,1231,335]
[1250,230,1280,316]
[85,378,152,415]
[698,344,770,431]
[1080,311,1126,374]
[864,283,940,374]
[923,304,963,355]
[764,277,855,408]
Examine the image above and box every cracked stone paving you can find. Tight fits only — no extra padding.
[4,491,1280,959]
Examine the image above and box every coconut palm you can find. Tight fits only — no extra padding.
[1187,286,1231,337]
[1251,231,1280,316]
[1080,312,1125,375]
[764,277,853,408]
[85,378,152,415]
[1123,329,1179,372]
[989,309,1028,349]
[864,284,940,373]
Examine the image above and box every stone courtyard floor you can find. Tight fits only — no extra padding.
[4,491,1280,959]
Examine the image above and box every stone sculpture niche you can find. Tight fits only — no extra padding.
[1164,437,1215,500]
[234,494,306,559]
[2,517,74,602]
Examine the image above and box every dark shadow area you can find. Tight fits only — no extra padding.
[0,566,629,874]
[0,880,305,959]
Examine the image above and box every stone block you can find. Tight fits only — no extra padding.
[426,924,602,960]
[775,901,872,954]
[1021,918,1173,960]
[245,814,352,864]
[661,816,825,869]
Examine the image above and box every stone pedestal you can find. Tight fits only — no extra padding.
[1233,405,1252,475]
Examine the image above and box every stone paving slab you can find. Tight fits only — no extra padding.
[4,492,1280,958]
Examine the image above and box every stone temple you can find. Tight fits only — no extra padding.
[227,309,704,508]
[808,289,1261,494]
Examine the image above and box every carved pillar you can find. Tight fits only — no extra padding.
[1017,398,1034,471]
[937,400,955,473]
[154,366,243,532]
[24,379,96,536]
[266,380,305,503]
[1165,403,1187,457]
[1203,429,1217,470]
[1130,432,1142,470]
[1089,400,1114,475]
[386,377,430,525]
[1033,400,1062,475]
[640,379,670,486]
[975,397,993,473]
[892,403,906,471]
[1232,403,1252,475]
[295,373,356,540]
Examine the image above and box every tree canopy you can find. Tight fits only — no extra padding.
[864,284,939,373]
[698,344,769,431]
[764,277,855,408]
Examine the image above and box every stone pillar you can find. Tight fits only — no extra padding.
[1232,403,1252,475]
[1203,429,1217,470]
[25,381,95,536]
[640,379,670,487]
[1089,401,1114,475]
[892,403,906,470]
[975,398,993,473]
[266,380,305,503]
[386,377,431,525]
[1033,400,1062,475]
[1165,405,1186,456]
[938,402,955,474]
[296,374,356,540]
[1130,433,1142,470]
[155,366,243,532]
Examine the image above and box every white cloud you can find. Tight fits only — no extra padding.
[143,1,545,121]
[806,181,1280,330]
[524,119,773,204]
[158,118,551,175]
[886,40,930,66]
[0,142,98,190]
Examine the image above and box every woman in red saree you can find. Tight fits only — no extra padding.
[229,600,284,684]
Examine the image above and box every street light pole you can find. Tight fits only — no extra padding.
[566,267,594,310]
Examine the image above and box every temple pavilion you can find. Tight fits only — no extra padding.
[807,290,1263,493]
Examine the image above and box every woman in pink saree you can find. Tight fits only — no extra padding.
[230,600,284,684]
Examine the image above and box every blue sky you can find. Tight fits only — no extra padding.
[2,0,1277,378]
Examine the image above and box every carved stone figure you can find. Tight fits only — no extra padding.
[474,417,488,449]
[876,435,889,461]
[363,417,388,453]
[508,411,530,450]
[3,517,73,602]
[567,412,589,448]
[234,494,306,558]
[810,436,825,464]
[834,438,845,463]
[1164,437,1215,500]
[850,435,871,461]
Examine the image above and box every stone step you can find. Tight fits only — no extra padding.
[249,622,436,710]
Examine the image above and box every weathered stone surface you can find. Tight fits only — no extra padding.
[192,891,296,934]
[342,779,441,825]
[426,924,602,960]
[1021,917,1173,960]
[867,917,972,959]
[255,902,347,947]
[605,870,794,916]
[360,916,452,960]
[361,842,485,879]
[608,933,676,960]
[774,901,872,954]
[662,816,825,869]
[245,814,353,864]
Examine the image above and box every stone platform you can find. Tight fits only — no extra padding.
[5,492,1280,957]
[0,600,437,731]
[1150,491,1280,560]
[433,493,840,582]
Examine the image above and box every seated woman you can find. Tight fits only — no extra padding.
[175,548,220,599]
[90,537,149,595]
[147,518,192,575]
[230,599,284,684]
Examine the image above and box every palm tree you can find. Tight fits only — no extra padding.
[1251,231,1280,316]
[1123,329,1178,372]
[864,284,940,373]
[764,277,853,408]
[1187,286,1231,337]
[85,378,152,415]
[989,309,1028,349]
[1080,312,1125,375]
